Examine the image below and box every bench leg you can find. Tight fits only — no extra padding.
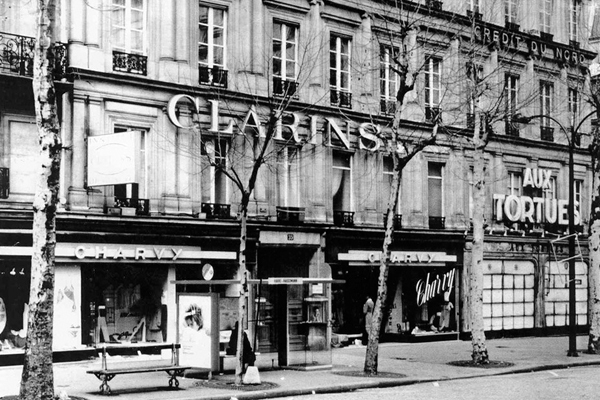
[93,373,115,395]
[166,369,186,389]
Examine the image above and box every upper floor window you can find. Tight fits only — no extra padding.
[540,81,553,127]
[504,0,518,24]
[332,151,352,211]
[428,162,445,228]
[569,0,579,43]
[380,46,399,115]
[273,22,298,97]
[539,0,551,34]
[383,156,401,213]
[424,56,442,121]
[568,87,579,129]
[330,34,352,108]
[277,146,300,207]
[468,0,480,13]
[112,125,148,215]
[504,73,519,135]
[199,5,228,87]
[112,0,145,54]
[574,179,583,215]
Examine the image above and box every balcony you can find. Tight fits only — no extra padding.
[276,206,305,224]
[383,213,402,230]
[333,210,354,227]
[330,89,352,109]
[540,126,554,142]
[570,40,580,49]
[273,77,297,97]
[429,216,445,229]
[114,197,150,216]
[425,106,442,122]
[112,51,147,76]
[0,167,8,199]
[201,202,232,219]
[505,120,519,137]
[0,32,68,80]
[199,65,228,88]
[466,113,475,129]
[540,32,554,42]
[380,99,396,115]
[505,20,520,32]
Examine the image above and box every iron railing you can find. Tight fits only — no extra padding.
[333,210,354,227]
[330,89,352,108]
[0,32,67,79]
[114,197,150,216]
[383,213,402,230]
[276,206,305,224]
[199,65,228,88]
[201,202,232,219]
[541,126,554,142]
[429,216,445,229]
[113,51,147,75]
[273,77,297,97]
[0,167,8,199]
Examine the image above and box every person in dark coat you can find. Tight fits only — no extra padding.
[227,321,256,371]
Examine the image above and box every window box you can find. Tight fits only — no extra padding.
[114,197,150,216]
[541,126,554,142]
[201,202,232,219]
[0,167,8,199]
[199,66,228,88]
[425,106,442,122]
[112,51,147,75]
[334,211,354,227]
[429,216,445,229]
[276,206,305,224]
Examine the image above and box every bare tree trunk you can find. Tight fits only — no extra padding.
[20,1,61,399]
[234,203,249,385]
[588,142,600,354]
[470,137,489,364]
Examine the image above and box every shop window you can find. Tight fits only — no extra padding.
[199,5,228,87]
[0,263,30,350]
[544,261,587,327]
[428,162,444,229]
[483,260,535,331]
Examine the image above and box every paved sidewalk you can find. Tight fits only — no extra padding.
[1,335,599,400]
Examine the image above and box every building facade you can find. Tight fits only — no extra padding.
[0,0,597,366]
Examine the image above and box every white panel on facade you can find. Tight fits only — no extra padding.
[491,289,503,303]
[483,317,492,331]
[514,275,525,289]
[524,275,535,289]
[511,261,535,275]
[513,316,524,329]
[546,289,568,302]
[492,303,502,316]
[503,289,514,303]
[575,262,587,275]
[492,275,502,288]
[513,290,524,302]
[503,275,514,287]
[545,315,554,326]
[578,314,588,325]
[576,301,588,314]
[576,288,587,301]
[483,275,492,289]
[9,119,38,195]
[503,303,514,317]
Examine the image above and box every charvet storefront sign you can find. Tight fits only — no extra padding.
[473,24,587,66]
[492,168,580,226]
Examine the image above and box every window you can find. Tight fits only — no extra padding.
[569,0,579,43]
[574,179,583,218]
[468,0,480,13]
[330,34,352,108]
[277,146,300,207]
[380,46,399,114]
[112,0,146,54]
[540,81,554,141]
[424,57,442,121]
[508,172,522,197]
[113,125,148,214]
[202,138,228,204]
[543,177,556,200]
[273,22,298,97]
[505,74,519,135]
[504,0,518,24]
[539,0,551,34]
[199,5,227,86]
[428,162,444,228]
[383,156,401,213]
[332,151,352,211]
[568,87,579,129]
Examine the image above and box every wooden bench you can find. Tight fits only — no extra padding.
[86,343,191,395]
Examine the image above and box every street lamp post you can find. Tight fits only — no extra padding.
[513,111,595,357]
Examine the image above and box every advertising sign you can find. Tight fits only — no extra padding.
[87,131,141,187]
[177,293,219,370]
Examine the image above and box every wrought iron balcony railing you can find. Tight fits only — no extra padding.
[330,89,352,108]
[540,32,554,42]
[380,99,396,115]
[429,216,445,229]
[466,9,482,20]
[383,213,402,230]
[427,0,443,10]
[201,202,232,219]
[0,167,8,199]
[114,197,150,216]
[333,210,354,227]
[505,119,519,137]
[425,106,442,122]
[113,51,147,76]
[540,126,554,142]
[199,65,228,88]
[273,77,297,97]
[505,20,520,32]
[0,32,67,79]
[276,206,305,224]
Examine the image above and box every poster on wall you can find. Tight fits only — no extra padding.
[53,266,82,349]
[177,293,219,370]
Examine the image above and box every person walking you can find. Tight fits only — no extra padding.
[362,296,374,345]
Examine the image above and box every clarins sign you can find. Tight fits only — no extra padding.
[492,168,580,226]
[167,94,388,152]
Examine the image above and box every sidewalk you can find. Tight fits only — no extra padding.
[1,335,599,400]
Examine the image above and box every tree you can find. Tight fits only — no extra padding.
[19,0,61,399]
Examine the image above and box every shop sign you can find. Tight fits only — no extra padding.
[492,168,580,226]
[338,251,457,265]
[472,24,586,66]
[87,131,142,187]
[416,269,456,306]
[268,277,303,285]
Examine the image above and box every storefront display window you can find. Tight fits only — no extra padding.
[0,262,30,351]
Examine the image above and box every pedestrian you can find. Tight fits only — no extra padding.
[362,296,374,345]
[227,321,256,373]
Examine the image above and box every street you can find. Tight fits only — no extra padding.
[269,365,600,400]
